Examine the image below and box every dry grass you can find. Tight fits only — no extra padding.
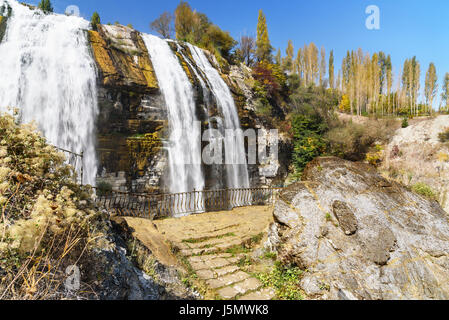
[0,222,103,300]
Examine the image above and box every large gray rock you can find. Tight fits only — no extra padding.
[268,157,449,300]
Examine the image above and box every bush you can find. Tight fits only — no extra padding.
[0,112,108,299]
[438,128,449,143]
[96,181,113,197]
[326,119,397,161]
[402,117,409,128]
[255,261,304,300]
[412,183,436,200]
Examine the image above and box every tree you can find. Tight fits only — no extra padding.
[38,0,53,13]
[329,50,334,89]
[256,10,273,62]
[91,12,101,31]
[174,1,195,41]
[441,73,449,112]
[275,48,281,66]
[236,35,256,67]
[282,40,294,72]
[424,62,438,113]
[150,12,173,39]
[173,2,236,60]
[319,47,326,87]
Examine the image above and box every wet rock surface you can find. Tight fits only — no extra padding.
[268,157,449,300]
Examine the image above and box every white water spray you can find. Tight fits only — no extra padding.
[0,0,99,185]
[187,44,250,189]
[142,34,204,193]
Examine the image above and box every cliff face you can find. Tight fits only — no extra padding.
[88,25,167,192]
[0,16,8,43]
[381,115,449,213]
[89,25,291,192]
[267,157,449,300]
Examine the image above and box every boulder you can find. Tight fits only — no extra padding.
[268,157,449,300]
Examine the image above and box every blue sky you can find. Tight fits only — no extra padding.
[26,0,449,106]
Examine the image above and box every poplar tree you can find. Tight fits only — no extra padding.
[441,73,449,112]
[256,9,273,62]
[329,50,334,89]
[294,48,304,83]
[424,62,438,113]
[275,48,281,65]
[283,40,294,72]
[319,47,326,87]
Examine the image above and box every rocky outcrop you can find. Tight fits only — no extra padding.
[267,157,449,300]
[88,25,158,93]
[382,115,449,213]
[0,15,8,43]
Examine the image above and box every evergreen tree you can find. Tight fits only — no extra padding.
[38,0,53,13]
[256,9,272,62]
[91,12,101,31]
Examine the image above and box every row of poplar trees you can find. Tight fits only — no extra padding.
[250,10,448,116]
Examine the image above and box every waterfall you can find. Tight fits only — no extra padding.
[142,34,204,194]
[187,44,250,189]
[0,0,99,185]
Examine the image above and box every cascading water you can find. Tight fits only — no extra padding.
[0,0,99,185]
[187,44,250,189]
[142,34,204,194]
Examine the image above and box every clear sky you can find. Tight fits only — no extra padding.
[25,0,449,107]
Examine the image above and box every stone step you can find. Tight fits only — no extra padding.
[206,271,250,289]
[217,277,263,300]
[238,287,276,301]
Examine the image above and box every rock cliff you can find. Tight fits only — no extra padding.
[267,157,449,300]
[88,24,291,192]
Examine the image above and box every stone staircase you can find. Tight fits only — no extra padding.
[152,206,276,300]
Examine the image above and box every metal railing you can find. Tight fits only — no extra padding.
[53,145,84,184]
[94,187,282,220]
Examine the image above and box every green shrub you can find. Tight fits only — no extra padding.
[402,117,409,128]
[412,183,436,200]
[438,128,449,143]
[96,181,113,197]
[255,261,304,300]
[326,119,397,162]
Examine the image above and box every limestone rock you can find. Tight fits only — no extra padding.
[269,157,449,300]
[332,201,357,235]
[88,25,158,93]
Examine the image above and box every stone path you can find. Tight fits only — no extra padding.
[152,206,276,300]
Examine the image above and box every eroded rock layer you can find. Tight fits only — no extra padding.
[268,157,449,300]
